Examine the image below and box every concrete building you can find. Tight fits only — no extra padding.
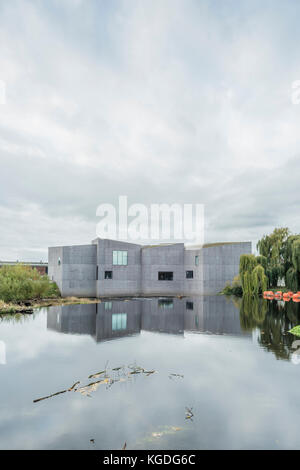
[48,238,251,297]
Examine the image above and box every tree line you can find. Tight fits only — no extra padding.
[223,227,300,296]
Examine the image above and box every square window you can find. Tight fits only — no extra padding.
[105,271,113,279]
[112,313,127,331]
[186,270,193,279]
[186,301,194,310]
[112,250,128,266]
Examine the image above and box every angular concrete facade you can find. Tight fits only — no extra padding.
[48,238,251,297]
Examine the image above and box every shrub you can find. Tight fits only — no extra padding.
[0,265,60,303]
[221,275,243,296]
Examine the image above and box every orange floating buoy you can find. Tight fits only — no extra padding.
[264,291,274,296]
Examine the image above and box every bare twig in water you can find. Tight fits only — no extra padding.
[76,378,110,396]
[185,407,194,420]
[68,381,80,391]
[143,370,156,376]
[88,370,106,379]
[34,363,157,403]
[33,389,67,403]
[169,373,184,379]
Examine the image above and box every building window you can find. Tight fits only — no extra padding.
[105,271,113,279]
[195,255,199,266]
[186,301,194,310]
[112,313,127,331]
[158,272,173,281]
[186,270,193,279]
[96,266,98,280]
[104,301,112,310]
[158,299,174,309]
[113,250,128,266]
[58,257,61,266]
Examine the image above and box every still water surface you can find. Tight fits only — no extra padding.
[0,295,300,450]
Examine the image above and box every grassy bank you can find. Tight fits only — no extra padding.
[0,264,61,314]
[0,296,102,314]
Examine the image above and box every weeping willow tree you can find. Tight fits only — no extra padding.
[286,267,298,292]
[256,255,267,270]
[252,265,268,295]
[223,228,300,296]
[239,254,257,292]
[284,236,300,290]
[238,254,268,296]
[257,227,289,264]
[292,239,300,272]
[257,227,290,288]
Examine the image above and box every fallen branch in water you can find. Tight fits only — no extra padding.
[33,389,68,403]
[33,363,157,403]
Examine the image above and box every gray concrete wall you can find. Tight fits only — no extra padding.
[48,244,97,297]
[184,248,204,295]
[48,246,64,292]
[141,244,185,295]
[202,242,252,294]
[95,239,142,297]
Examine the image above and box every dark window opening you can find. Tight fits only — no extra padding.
[158,299,174,309]
[186,301,194,310]
[105,271,113,279]
[186,270,193,279]
[158,272,173,281]
[96,266,98,280]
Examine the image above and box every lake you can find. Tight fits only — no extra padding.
[0,295,300,450]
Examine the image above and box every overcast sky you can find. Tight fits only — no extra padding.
[0,0,300,261]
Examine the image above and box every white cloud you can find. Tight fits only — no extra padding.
[0,0,300,259]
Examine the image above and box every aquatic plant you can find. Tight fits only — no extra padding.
[289,325,300,337]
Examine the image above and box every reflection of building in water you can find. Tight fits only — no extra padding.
[94,301,140,342]
[47,295,250,343]
[47,304,97,336]
[184,296,250,337]
[141,298,184,335]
